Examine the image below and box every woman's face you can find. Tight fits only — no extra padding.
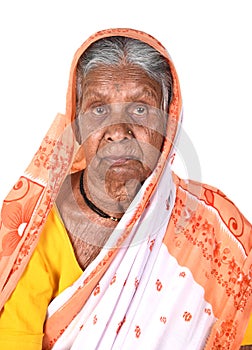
[78,64,166,187]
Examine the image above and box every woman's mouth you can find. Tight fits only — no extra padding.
[104,156,138,165]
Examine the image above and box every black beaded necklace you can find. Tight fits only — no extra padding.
[79,170,121,222]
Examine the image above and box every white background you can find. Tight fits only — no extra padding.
[0,0,251,221]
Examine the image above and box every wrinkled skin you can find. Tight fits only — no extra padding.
[56,63,167,269]
[78,64,166,216]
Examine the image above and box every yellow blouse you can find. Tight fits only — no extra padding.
[0,207,251,349]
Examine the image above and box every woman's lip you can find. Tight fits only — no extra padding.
[104,156,138,164]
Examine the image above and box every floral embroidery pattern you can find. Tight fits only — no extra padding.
[204,308,212,316]
[4,177,30,202]
[110,274,116,285]
[93,284,100,296]
[183,311,192,322]
[0,180,44,259]
[149,239,155,251]
[10,213,45,273]
[93,315,98,325]
[0,202,27,257]
[203,188,244,238]
[212,320,237,349]
[170,189,252,311]
[179,271,186,278]
[134,325,141,338]
[32,133,74,206]
[156,279,163,291]
[34,136,71,174]
[160,316,167,324]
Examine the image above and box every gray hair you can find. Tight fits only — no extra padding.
[76,36,173,116]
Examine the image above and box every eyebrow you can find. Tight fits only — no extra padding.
[131,87,160,104]
[83,91,104,102]
[83,87,159,104]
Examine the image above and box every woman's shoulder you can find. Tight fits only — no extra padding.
[171,173,252,257]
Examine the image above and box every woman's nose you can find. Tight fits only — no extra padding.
[104,123,134,142]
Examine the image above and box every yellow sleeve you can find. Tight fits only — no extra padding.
[242,313,252,346]
[0,207,82,350]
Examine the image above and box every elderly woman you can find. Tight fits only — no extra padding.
[0,29,251,349]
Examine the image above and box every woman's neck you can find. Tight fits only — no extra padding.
[83,167,141,217]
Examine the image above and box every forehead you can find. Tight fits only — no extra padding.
[82,65,162,105]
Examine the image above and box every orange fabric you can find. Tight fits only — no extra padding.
[0,113,75,308]
[0,28,251,350]
[163,175,252,348]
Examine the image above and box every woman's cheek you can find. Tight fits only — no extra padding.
[140,128,164,150]
[83,140,98,165]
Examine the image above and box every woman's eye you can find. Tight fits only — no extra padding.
[132,105,148,117]
[92,106,108,116]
